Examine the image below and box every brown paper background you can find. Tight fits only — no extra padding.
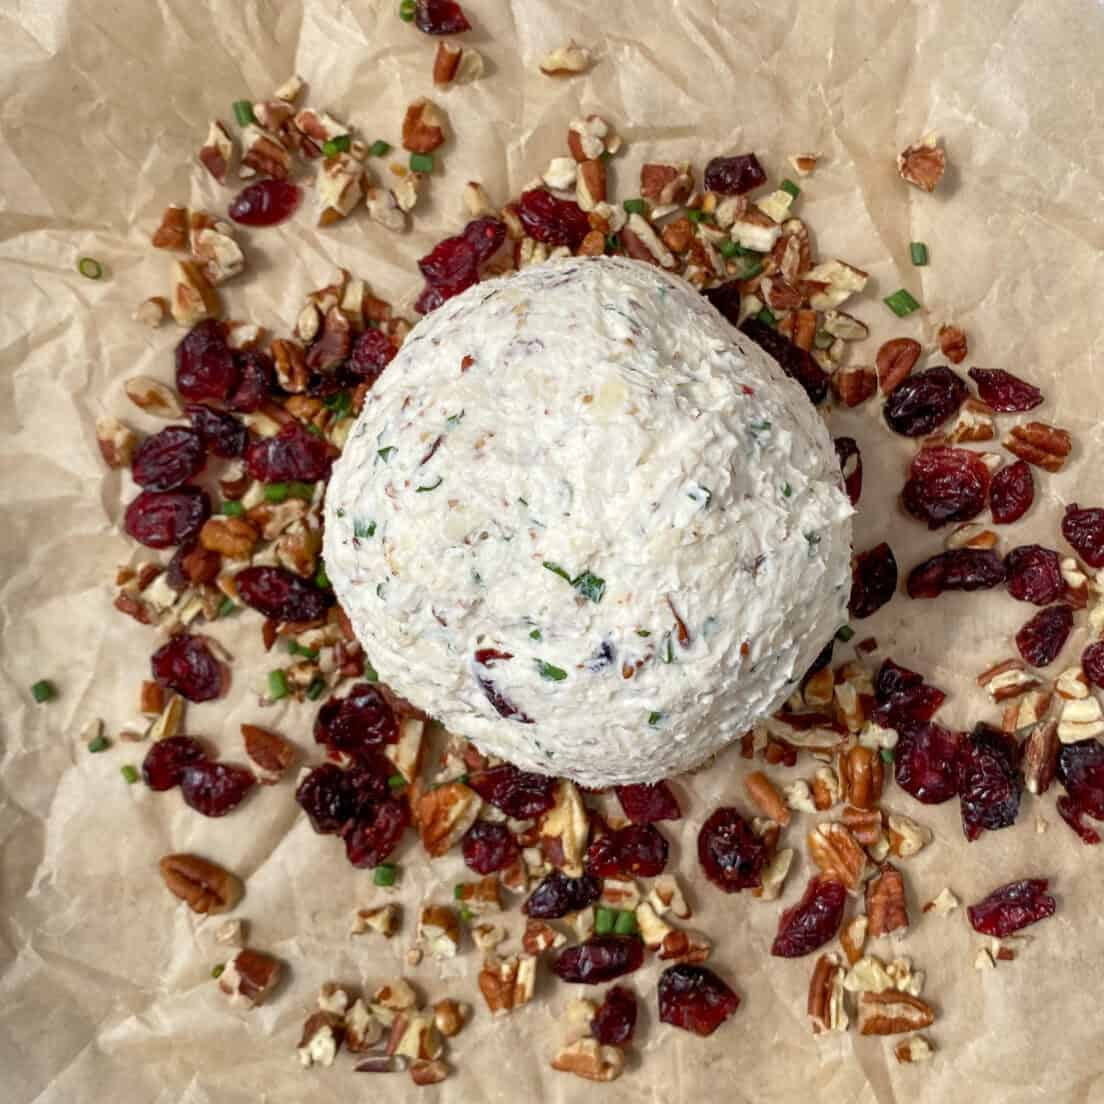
[3,0,1104,1100]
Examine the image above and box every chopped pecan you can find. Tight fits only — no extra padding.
[897,135,945,192]
[922,887,960,916]
[1003,422,1072,473]
[658,928,712,964]
[788,153,819,176]
[199,515,259,560]
[1022,719,1058,798]
[744,770,790,825]
[887,813,932,858]
[218,948,282,1008]
[808,822,868,891]
[159,853,242,914]
[241,723,295,781]
[240,125,291,180]
[351,904,399,938]
[938,324,968,363]
[298,1011,344,1068]
[96,416,138,469]
[365,186,405,231]
[170,260,220,326]
[133,296,168,328]
[822,309,869,341]
[1057,695,1104,743]
[840,915,868,965]
[977,658,1040,702]
[576,159,607,211]
[139,680,165,715]
[523,918,567,956]
[858,990,935,1035]
[478,954,536,1015]
[539,779,589,875]
[271,338,308,393]
[551,1038,624,1082]
[416,781,481,856]
[946,523,999,551]
[455,876,502,916]
[866,864,909,937]
[197,121,234,184]
[838,745,884,810]
[539,41,593,77]
[410,1059,449,1086]
[812,766,842,810]
[402,98,447,154]
[318,154,365,226]
[833,366,877,407]
[639,162,694,206]
[418,905,460,959]
[895,1036,935,1063]
[808,953,848,1034]
[152,204,189,250]
[1002,688,1054,735]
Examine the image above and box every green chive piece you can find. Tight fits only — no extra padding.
[221,499,244,517]
[416,477,443,493]
[267,669,289,701]
[453,883,465,900]
[813,330,834,350]
[121,765,139,785]
[636,629,651,638]
[446,410,465,429]
[211,963,225,979]
[77,256,104,280]
[409,152,434,173]
[362,661,380,683]
[686,208,710,224]
[662,635,674,664]
[613,909,638,935]
[315,562,331,589]
[729,242,755,257]
[288,481,315,501]
[232,100,255,126]
[740,260,764,281]
[719,239,739,259]
[377,446,395,461]
[599,150,613,163]
[31,680,55,703]
[542,561,572,583]
[398,0,416,20]
[369,139,392,157]
[749,419,772,434]
[537,660,568,682]
[324,390,353,416]
[622,198,647,216]
[604,233,620,254]
[88,734,110,753]
[218,597,236,618]
[756,307,776,326]
[880,747,896,764]
[296,645,320,660]
[572,570,606,604]
[264,482,289,503]
[374,863,397,886]
[388,773,406,791]
[354,519,376,539]
[459,907,474,922]
[648,711,664,726]
[836,625,856,643]
[782,483,793,498]
[305,424,324,438]
[306,677,326,701]
[883,288,921,317]
[780,178,801,198]
[529,628,542,641]
[594,907,616,935]
[287,639,300,656]
[322,135,352,157]
[910,241,929,266]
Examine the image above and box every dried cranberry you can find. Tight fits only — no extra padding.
[414,283,447,315]
[873,659,946,729]
[586,823,669,878]
[141,735,206,791]
[1062,504,1104,568]
[517,189,591,250]
[1005,545,1064,605]
[591,986,637,1046]
[1015,604,1073,668]
[883,365,968,436]
[462,216,506,263]
[874,658,923,699]
[657,964,740,1036]
[1057,739,1104,819]
[1083,641,1104,689]
[697,807,767,892]
[131,427,206,491]
[418,235,479,304]
[226,350,274,412]
[343,796,411,868]
[834,436,863,506]
[957,723,1022,841]
[296,763,359,834]
[523,870,602,919]
[740,318,829,405]
[228,179,301,225]
[1057,794,1101,845]
[906,549,1007,599]
[151,634,226,702]
[849,542,898,619]
[414,0,470,34]
[235,565,333,621]
[467,763,557,818]
[771,877,847,958]
[615,781,682,823]
[989,460,1034,524]
[702,281,741,327]
[346,328,395,386]
[315,682,398,757]
[967,879,1055,936]
[461,820,519,875]
[902,445,990,529]
[124,487,211,549]
[180,761,255,817]
[187,404,247,458]
[968,367,1043,413]
[245,421,333,483]
[894,722,960,804]
[703,154,766,195]
[175,319,239,403]
[553,936,644,985]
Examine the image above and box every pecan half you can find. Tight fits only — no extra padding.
[744,770,791,825]
[833,365,877,407]
[839,745,884,810]
[866,863,909,937]
[858,990,935,1035]
[808,822,868,891]
[241,723,295,780]
[159,853,243,914]
[876,337,922,393]
[808,953,848,1034]
[1003,422,1072,472]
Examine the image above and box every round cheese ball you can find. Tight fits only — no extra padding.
[325,257,852,786]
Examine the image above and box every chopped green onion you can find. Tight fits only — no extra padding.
[729,242,756,257]
[613,909,638,935]
[324,390,353,416]
[880,748,896,764]
[31,680,55,703]
[604,233,620,254]
[362,661,380,683]
[416,477,443,493]
[354,519,377,539]
[537,660,568,682]
[77,256,104,280]
[599,150,613,163]
[288,641,319,660]
[218,597,237,618]
[594,907,616,935]
[287,481,313,501]
[780,178,801,198]
[662,635,674,664]
[572,570,606,604]
[686,208,710,224]
[718,239,740,259]
[446,410,465,429]
[910,241,929,266]
[813,330,834,350]
[398,0,417,19]
[264,482,289,503]
[378,446,395,462]
[454,883,465,900]
[782,483,793,498]
[622,198,647,216]
[542,561,572,583]
[374,863,397,886]
[648,711,664,726]
[749,419,772,434]
[121,765,139,785]
[315,562,331,589]
[836,625,856,643]
[883,288,922,317]
[739,261,764,283]
[636,629,651,638]
[232,100,255,126]
[529,628,542,641]
[306,677,327,701]
[88,734,110,753]
[369,139,392,157]
[305,424,324,438]
[388,773,407,791]
[221,499,244,517]
[459,907,474,922]
[755,307,776,326]
[211,963,226,979]
[322,135,352,157]
[409,152,434,173]
[267,669,289,701]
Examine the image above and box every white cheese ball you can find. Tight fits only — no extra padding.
[325,258,852,786]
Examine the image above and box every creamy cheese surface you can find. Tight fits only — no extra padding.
[324,258,853,786]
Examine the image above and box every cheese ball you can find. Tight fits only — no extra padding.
[324,257,852,786]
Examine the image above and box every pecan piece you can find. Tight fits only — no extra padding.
[197,121,234,184]
[858,990,935,1035]
[298,1011,344,1068]
[402,97,447,154]
[838,745,884,810]
[539,41,593,77]
[199,515,259,560]
[551,1038,624,1082]
[152,204,189,250]
[808,953,848,1034]
[170,260,220,326]
[833,365,877,407]
[938,324,968,364]
[743,770,790,825]
[1023,719,1059,795]
[159,853,243,914]
[218,948,282,1008]
[96,416,138,469]
[1003,422,1072,473]
[876,338,922,393]
[897,135,945,192]
[416,781,481,856]
[866,863,909,937]
[241,723,295,781]
[478,954,536,1015]
[808,822,868,891]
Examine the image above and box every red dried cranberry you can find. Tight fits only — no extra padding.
[343,797,411,867]
[968,367,1043,413]
[883,366,968,436]
[849,542,898,619]
[872,659,946,729]
[462,216,506,263]
[894,722,960,804]
[697,807,767,892]
[414,283,447,315]
[967,878,1055,936]
[226,350,274,412]
[989,459,1034,524]
[553,936,644,985]
[1005,545,1064,605]
[834,436,863,506]
[124,487,211,549]
[461,820,520,875]
[228,180,301,225]
[902,446,990,529]
[180,761,255,817]
[657,964,740,1036]
[467,762,555,818]
[296,763,360,834]
[418,235,479,305]
[175,319,239,403]
[770,877,846,958]
[703,154,766,195]
[1057,794,1101,845]
[591,985,637,1046]
[702,281,741,327]
[906,549,1007,599]
[414,0,470,34]
[1015,604,1073,668]
[151,634,226,702]
[1062,504,1104,568]
[517,189,591,250]
[346,328,395,386]
[236,565,333,621]
[1083,641,1104,689]
[615,781,682,823]
[131,427,206,491]
[1057,738,1104,819]
[874,657,923,699]
[315,682,398,757]
[245,421,333,483]
[740,318,829,405]
[187,405,247,458]
[523,870,602,919]
[586,823,669,878]
[141,735,206,791]
[957,723,1022,841]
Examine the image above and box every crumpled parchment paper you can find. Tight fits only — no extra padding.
[2,0,1104,1100]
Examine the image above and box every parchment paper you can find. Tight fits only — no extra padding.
[3,1,1104,1101]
